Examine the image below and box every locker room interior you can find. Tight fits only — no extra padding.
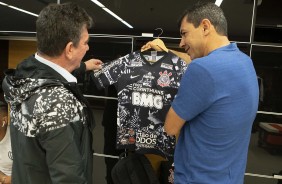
[1,0,282,184]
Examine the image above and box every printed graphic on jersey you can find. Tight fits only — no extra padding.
[161,63,173,70]
[92,51,187,157]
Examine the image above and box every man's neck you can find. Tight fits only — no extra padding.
[37,52,73,72]
[205,35,230,56]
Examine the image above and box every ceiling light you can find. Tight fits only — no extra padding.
[103,8,122,21]
[0,2,38,17]
[120,20,133,29]
[215,0,224,6]
[90,0,133,29]
[91,0,105,8]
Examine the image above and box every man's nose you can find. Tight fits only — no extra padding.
[179,38,185,48]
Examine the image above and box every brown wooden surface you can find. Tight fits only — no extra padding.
[8,40,36,68]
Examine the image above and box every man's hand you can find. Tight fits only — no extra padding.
[84,59,103,71]
[141,38,168,52]
[0,171,11,184]
[141,39,191,64]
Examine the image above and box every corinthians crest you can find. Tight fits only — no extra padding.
[157,70,172,87]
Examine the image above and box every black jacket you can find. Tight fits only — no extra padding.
[2,56,94,184]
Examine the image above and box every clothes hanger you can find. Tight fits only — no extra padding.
[141,28,168,52]
[153,28,168,52]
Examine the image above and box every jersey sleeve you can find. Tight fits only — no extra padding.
[91,54,130,89]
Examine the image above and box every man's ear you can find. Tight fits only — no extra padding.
[201,19,211,36]
[65,42,73,60]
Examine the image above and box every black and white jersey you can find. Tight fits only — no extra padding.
[92,50,187,157]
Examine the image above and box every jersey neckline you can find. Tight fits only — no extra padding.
[139,50,170,66]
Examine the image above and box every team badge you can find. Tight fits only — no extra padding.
[157,70,172,87]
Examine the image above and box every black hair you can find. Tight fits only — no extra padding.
[178,2,228,36]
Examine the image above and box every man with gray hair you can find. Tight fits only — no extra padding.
[2,3,101,184]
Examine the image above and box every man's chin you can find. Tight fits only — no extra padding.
[187,53,194,60]
[75,63,81,69]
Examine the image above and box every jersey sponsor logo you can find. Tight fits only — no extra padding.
[157,70,172,87]
[132,84,164,95]
[132,92,163,109]
[136,132,157,145]
[161,63,173,70]
[129,60,143,67]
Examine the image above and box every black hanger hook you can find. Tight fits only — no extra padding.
[155,28,163,37]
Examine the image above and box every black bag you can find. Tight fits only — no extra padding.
[111,152,160,184]
[159,159,174,184]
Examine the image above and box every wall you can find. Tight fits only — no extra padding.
[8,40,36,68]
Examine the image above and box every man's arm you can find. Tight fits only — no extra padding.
[0,171,11,184]
[37,89,91,183]
[164,107,185,136]
[72,58,103,82]
[168,49,191,64]
[40,126,86,183]
[141,38,191,64]
[84,59,103,71]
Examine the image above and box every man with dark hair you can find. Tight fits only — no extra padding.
[2,3,101,184]
[150,2,258,184]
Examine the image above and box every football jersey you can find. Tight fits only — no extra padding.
[92,50,187,157]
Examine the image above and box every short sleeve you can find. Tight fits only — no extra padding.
[172,62,215,121]
[91,54,130,89]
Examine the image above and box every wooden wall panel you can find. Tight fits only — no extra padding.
[8,40,37,68]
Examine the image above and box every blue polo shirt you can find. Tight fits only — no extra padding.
[172,43,259,184]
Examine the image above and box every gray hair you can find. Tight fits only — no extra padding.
[36,3,93,57]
